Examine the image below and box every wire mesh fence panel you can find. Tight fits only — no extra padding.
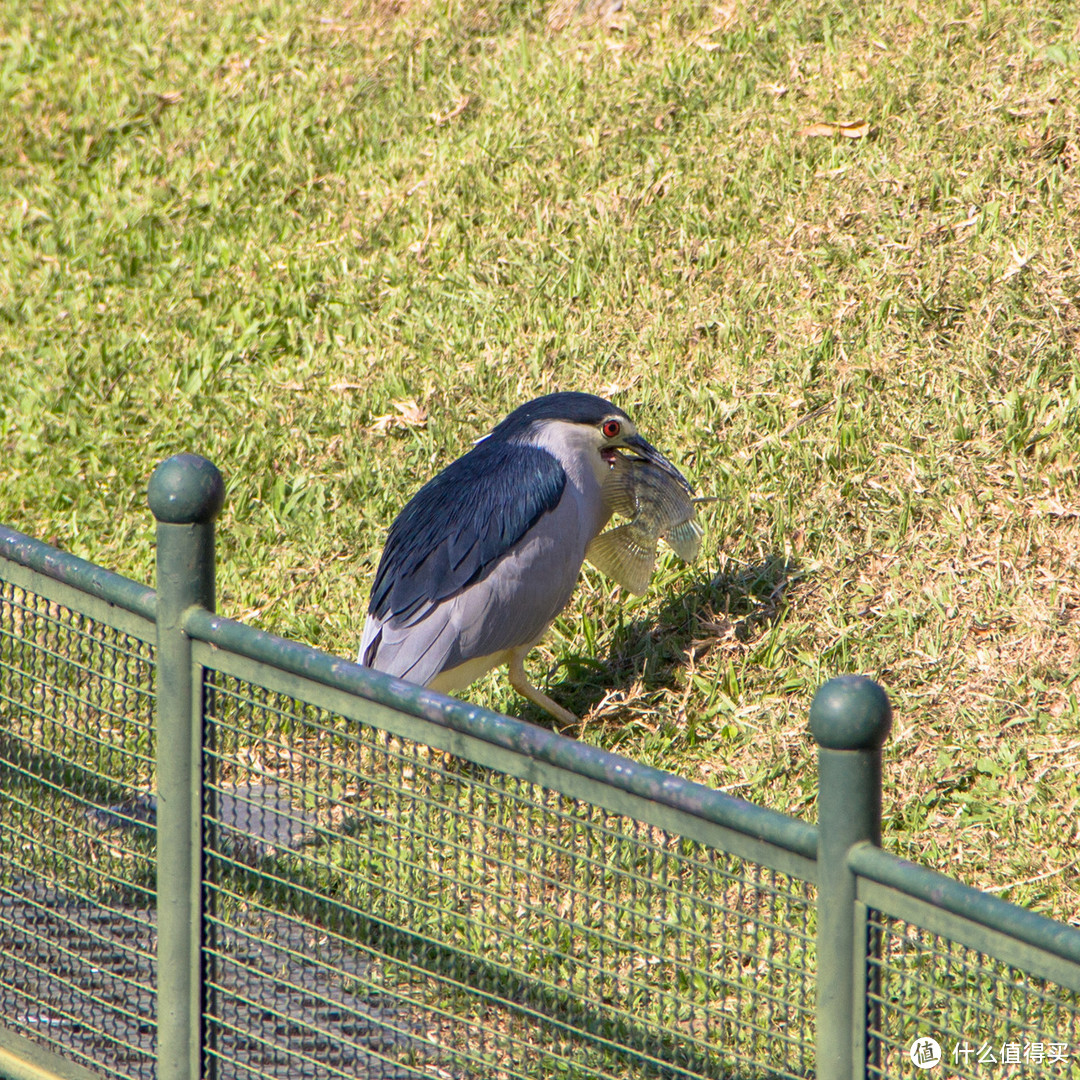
[202,668,816,1080]
[866,911,1080,1078]
[0,575,158,1079]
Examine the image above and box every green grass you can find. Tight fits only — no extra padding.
[2,0,1080,923]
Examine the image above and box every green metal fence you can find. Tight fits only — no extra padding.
[1,452,1079,1080]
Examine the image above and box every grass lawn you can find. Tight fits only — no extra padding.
[2,0,1079,924]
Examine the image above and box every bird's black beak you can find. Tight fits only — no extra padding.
[622,434,694,494]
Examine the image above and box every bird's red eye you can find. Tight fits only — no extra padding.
[602,419,621,439]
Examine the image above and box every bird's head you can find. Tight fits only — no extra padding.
[484,391,691,491]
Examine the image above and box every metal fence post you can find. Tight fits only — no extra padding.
[810,675,892,1080]
[148,454,225,1080]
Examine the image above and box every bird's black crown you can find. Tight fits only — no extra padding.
[488,392,628,442]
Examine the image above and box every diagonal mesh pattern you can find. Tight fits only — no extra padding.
[866,911,1080,1078]
[0,577,158,1079]
[202,670,817,1080]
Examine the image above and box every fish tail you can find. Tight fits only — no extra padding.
[664,518,704,562]
[586,524,657,595]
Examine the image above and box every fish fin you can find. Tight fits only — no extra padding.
[663,517,703,562]
[600,456,639,519]
[586,525,656,595]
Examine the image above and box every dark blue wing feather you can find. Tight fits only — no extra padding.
[367,440,567,624]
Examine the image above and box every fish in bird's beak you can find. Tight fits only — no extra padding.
[589,440,703,594]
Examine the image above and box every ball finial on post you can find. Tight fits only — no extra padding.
[810,675,892,751]
[148,453,225,525]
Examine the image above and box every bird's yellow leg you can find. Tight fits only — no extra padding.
[508,649,578,727]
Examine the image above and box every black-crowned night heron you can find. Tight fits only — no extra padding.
[359,391,695,724]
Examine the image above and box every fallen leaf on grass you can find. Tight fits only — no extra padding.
[1042,496,1080,520]
[432,95,472,127]
[597,376,640,399]
[998,244,1034,283]
[800,119,871,139]
[369,399,428,434]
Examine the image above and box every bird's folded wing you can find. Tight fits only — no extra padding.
[365,439,567,632]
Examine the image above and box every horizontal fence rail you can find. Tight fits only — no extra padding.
[3,453,1080,1080]
[184,605,820,877]
[851,844,1080,992]
[851,844,1080,1079]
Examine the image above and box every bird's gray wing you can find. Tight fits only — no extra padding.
[361,439,566,675]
